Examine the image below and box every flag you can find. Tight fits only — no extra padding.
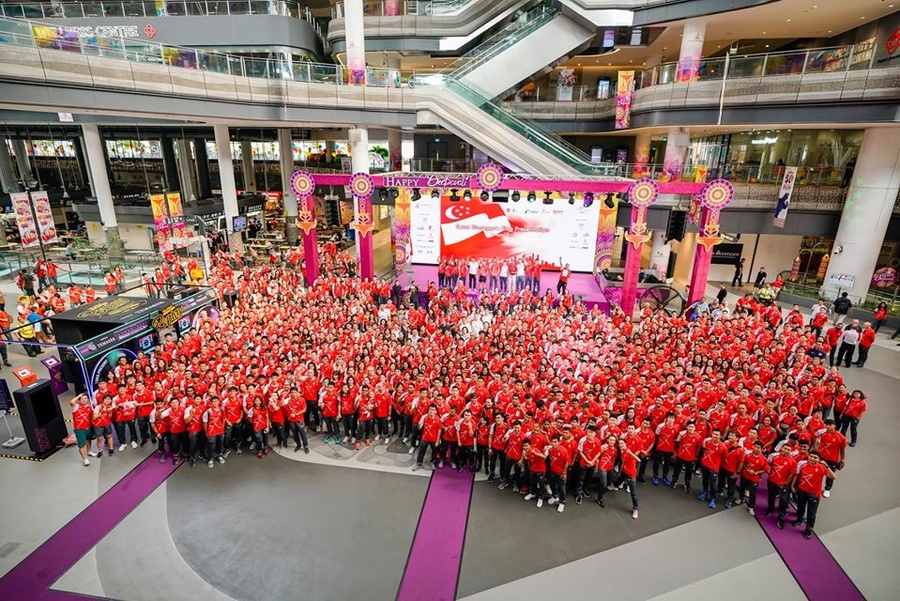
[773,167,797,228]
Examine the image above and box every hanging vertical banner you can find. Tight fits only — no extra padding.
[166,192,187,246]
[10,192,39,248]
[773,166,798,228]
[557,68,577,102]
[30,190,59,245]
[615,71,635,129]
[594,193,619,272]
[150,193,172,252]
[393,188,412,270]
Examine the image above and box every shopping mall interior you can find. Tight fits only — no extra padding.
[0,0,898,600]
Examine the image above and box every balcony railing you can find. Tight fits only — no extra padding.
[332,0,477,18]
[0,1,305,19]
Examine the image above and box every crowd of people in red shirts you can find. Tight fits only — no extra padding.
[437,255,572,296]
[65,248,868,540]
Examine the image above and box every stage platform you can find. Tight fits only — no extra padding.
[402,264,610,312]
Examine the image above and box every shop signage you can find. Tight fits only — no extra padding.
[828,273,855,288]
[872,267,898,288]
[887,27,900,55]
[711,243,744,265]
[63,25,142,38]
[151,305,184,331]
[751,136,778,145]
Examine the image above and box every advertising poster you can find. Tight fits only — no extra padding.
[10,192,39,248]
[557,68,577,102]
[392,188,412,269]
[30,190,59,246]
[773,166,798,228]
[149,193,172,252]
[615,71,635,129]
[410,192,601,272]
[166,192,188,247]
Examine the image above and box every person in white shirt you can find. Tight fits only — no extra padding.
[835,326,860,368]
[468,258,479,289]
[515,260,526,291]
[499,262,509,292]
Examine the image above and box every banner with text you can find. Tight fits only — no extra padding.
[410,192,601,272]
[773,166,798,228]
[30,190,59,246]
[10,192,39,248]
[615,70,635,129]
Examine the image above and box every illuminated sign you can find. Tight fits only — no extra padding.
[64,25,142,38]
[751,136,778,145]
[151,305,185,331]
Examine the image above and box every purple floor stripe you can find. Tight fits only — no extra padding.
[753,479,865,601]
[0,455,180,601]
[397,468,474,601]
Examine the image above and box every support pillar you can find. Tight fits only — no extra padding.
[345,0,367,85]
[387,56,401,88]
[298,192,320,286]
[11,139,33,181]
[193,138,212,199]
[240,139,256,192]
[0,138,21,193]
[823,128,900,302]
[632,132,652,177]
[388,129,402,171]
[213,125,243,253]
[176,139,197,201]
[350,127,374,280]
[663,127,690,182]
[73,135,90,186]
[82,124,120,244]
[620,206,648,318]
[676,21,706,83]
[160,137,181,192]
[688,209,716,305]
[649,230,671,280]
[278,129,299,245]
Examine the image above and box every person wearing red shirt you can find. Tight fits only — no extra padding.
[854,322,876,368]
[839,390,867,446]
[267,393,288,450]
[487,413,508,482]
[766,444,797,518]
[284,388,310,454]
[653,413,678,486]
[815,419,846,497]
[319,382,341,443]
[546,436,571,513]
[113,390,138,452]
[574,426,602,503]
[92,396,115,457]
[373,384,392,444]
[635,418,656,483]
[671,422,702,493]
[339,383,359,445]
[521,439,548,508]
[133,381,155,447]
[185,396,208,467]
[149,399,170,462]
[413,405,442,470]
[474,416,491,474]
[455,410,477,472]
[739,441,769,516]
[223,387,245,455]
[618,438,641,520]
[202,396,227,467]
[500,421,526,490]
[593,435,618,508]
[698,429,727,509]
[247,396,271,459]
[789,451,837,539]
[69,394,93,466]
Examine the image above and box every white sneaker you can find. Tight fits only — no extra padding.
[823,490,831,498]
[384,438,390,445]
[632,509,639,520]
[748,508,756,517]
[557,503,565,513]
[217,456,225,464]
[412,465,420,472]
[343,437,349,443]
[524,493,535,501]
[544,484,552,495]
[83,458,90,466]
[536,498,544,508]
[88,451,98,457]
[118,444,126,452]
[131,440,137,449]
[408,447,415,455]
[548,497,558,506]
[207,460,214,468]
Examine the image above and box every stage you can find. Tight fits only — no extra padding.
[401,265,611,312]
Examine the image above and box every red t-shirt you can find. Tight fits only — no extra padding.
[768,454,797,486]
[526,448,546,474]
[816,430,846,463]
[420,414,442,443]
[73,404,92,430]
[547,445,570,475]
[740,452,769,483]
[796,460,830,497]
[700,439,726,472]
[675,432,702,461]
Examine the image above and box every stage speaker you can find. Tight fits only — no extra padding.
[13,379,68,456]
[665,210,688,242]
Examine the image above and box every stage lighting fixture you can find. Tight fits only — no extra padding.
[583,192,594,208]
[450,189,460,202]
[431,189,441,199]
[463,189,472,201]
[391,188,400,199]
[512,191,521,202]
[379,189,389,202]
[568,192,576,205]
[527,191,536,203]
[616,192,628,203]
[411,188,422,201]
[604,193,615,209]
[481,191,490,202]
[542,191,553,205]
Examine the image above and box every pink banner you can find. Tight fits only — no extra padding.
[615,70,635,130]
[10,192,39,248]
[393,188,412,270]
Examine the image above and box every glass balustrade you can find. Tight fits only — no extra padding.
[331,0,478,19]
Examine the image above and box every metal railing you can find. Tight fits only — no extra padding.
[407,158,484,172]
[0,1,304,19]
[332,0,477,18]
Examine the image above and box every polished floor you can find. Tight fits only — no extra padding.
[0,282,898,601]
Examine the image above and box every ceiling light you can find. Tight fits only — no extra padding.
[765,44,770,48]
[860,16,865,20]
[786,19,791,22]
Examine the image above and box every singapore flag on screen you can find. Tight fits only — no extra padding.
[441,200,512,247]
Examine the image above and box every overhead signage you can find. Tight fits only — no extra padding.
[74,318,153,360]
[382,174,472,189]
[63,25,142,38]
[751,136,778,145]
[711,243,744,265]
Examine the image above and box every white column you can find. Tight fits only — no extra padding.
[213,125,243,252]
[676,21,706,82]
[663,127,690,181]
[649,231,671,280]
[345,0,367,84]
[278,129,298,245]
[240,139,256,192]
[350,128,369,174]
[388,129,402,171]
[0,138,20,193]
[632,132,652,177]
[822,127,900,302]
[387,56,401,88]
[11,139,33,181]
[82,124,119,242]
